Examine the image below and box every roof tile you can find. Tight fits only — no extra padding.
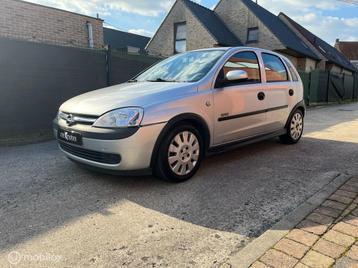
[335,41,358,61]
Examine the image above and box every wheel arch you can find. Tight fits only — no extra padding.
[285,100,306,129]
[150,113,211,168]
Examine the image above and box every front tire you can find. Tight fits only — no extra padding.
[280,109,304,144]
[154,125,204,182]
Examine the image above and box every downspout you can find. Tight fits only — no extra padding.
[86,22,94,48]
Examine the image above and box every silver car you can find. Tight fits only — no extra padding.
[54,47,305,182]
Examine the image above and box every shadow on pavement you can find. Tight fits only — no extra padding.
[0,133,357,252]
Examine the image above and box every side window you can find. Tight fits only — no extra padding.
[174,22,186,54]
[262,53,289,82]
[283,58,299,81]
[247,27,259,43]
[220,51,261,86]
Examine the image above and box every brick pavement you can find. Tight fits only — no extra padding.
[251,177,358,268]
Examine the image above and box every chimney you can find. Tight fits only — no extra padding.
[335,38,340,44]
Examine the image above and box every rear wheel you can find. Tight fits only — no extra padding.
[154,125,204,182]
[280,110,304,144]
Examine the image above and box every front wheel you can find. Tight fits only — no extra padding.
[280,110,304,144]
[154,125,204,182]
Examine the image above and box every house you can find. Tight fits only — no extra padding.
[146,0,318,71]
[104,28,150,54]
[146,0,242,57]
[214,0,320,72]
[146,0,354,74]
[0,0,104,49]
[335,40,358,70]
[280,14,356,74]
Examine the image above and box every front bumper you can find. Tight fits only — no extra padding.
[54,121,166,171]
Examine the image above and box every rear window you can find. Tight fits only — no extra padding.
[262,53,289,82]
[283,58,299,81]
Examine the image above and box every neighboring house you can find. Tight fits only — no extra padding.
[147,0,354,74]
[104,28,150,54]
[280,14,356,74]
[146,0,242,57]
[214,0,319,72]
[335,40,358,71]
[146,0,318,71]
[0,0,104,49]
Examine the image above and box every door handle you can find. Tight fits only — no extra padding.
[258,92,265,101]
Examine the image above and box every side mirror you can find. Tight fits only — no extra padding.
[225,70,248,81]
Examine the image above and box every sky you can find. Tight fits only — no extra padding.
[25,0,358,45]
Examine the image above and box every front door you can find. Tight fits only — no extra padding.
[213,51,267,145]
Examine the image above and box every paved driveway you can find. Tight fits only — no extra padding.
[0,103,358,267]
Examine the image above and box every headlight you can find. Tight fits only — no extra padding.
[93,107,144,128]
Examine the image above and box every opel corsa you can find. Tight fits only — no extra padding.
[54,47,305,182]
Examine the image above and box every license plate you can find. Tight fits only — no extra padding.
[58,129,82,145]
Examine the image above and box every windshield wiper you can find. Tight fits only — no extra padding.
[127,79,138,83]
[146,78,177,82]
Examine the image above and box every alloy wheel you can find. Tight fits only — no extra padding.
[167,131,200,176]
[290,112,303,140]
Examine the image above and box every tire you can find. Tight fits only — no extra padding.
[154,124,204,182]
[280,109,304,144]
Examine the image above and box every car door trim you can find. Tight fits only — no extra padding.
[218,105,289,122]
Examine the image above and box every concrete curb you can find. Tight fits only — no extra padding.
[228,172,352,268]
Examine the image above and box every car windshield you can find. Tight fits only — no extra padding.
[135,50,226,83]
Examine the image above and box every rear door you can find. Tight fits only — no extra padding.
[259,53,291,131]
[213,50,267,145]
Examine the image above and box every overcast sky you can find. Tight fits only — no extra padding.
[25,0,358,44]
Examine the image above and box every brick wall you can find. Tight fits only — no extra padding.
[0,0,104,48]
[146,0,217,57]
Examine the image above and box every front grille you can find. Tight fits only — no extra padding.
[59,142,121,165]
[59,111,98,126]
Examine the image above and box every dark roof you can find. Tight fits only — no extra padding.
[240,0,319,60]
[335,41,358,61]
[280,13,356,72]
[104,28,150,50]
[182,0,242,46]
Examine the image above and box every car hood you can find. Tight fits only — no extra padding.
[60,82,196,116]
